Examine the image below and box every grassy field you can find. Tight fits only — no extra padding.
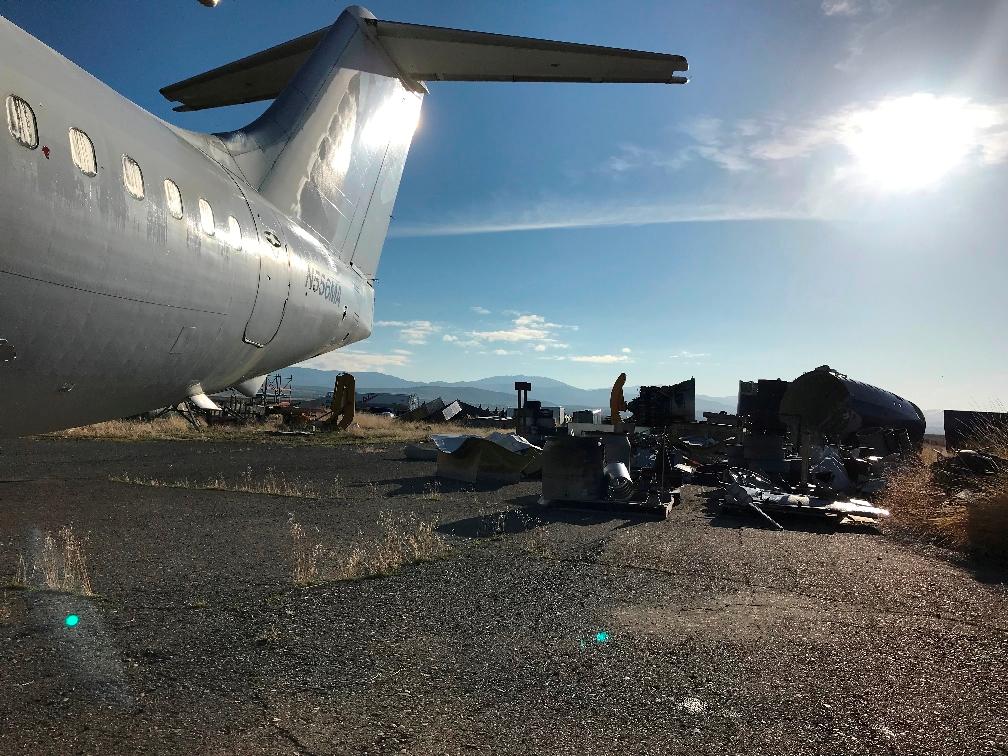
[44,412,497,446]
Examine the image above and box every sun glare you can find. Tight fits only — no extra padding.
[838,94,992,193]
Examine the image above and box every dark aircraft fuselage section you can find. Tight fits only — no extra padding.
[0,17,372,436]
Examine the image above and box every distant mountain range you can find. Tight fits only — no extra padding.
[281,368,736,417]
[279,368,949,432]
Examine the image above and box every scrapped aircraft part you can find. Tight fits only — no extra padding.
[723,468,890,528]
[541,436,673,518]
[604,462,635,500]
[0,339,15,362]
[433,433,541,483]
[602,432,632,467]
[542,436,606,502]
[404,442,438,461]
[187,392,221,412]
[234,375,268,398]
[628,379,696,426]
[779,365,925,444]
[737,379,789,434]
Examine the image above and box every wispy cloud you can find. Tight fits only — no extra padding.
[471,306,491,315]
[621,347,632,354]
[391,93,1008,239]
[671,350,710,360]
[298,349,410,372]
[389,202,812,238]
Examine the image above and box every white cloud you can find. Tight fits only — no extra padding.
[392,349,412,355]
[298,349,410,372]
[377,319,439,345]
[567,354,631,364]
[471,306,491,315]
[442,334,458,342]
[621,347,632,354]
[821,0,861,16]
[492,348,514,356]
[470,313,574,347]
[533,344,547,352]
[670,350,710,360]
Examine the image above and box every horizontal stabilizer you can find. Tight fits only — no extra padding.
[160,28,325,111]
[369,19,687,84]
[161,13,687,111]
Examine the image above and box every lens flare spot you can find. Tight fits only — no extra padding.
[65,614,79,628]
[595,631,609,644]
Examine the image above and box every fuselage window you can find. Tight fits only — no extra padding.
[122,154,144,200]
[68,128,97,176]
[6,95,38,149]
[227,215,242,250]
[164,179,183,219]
[198,198,215,236]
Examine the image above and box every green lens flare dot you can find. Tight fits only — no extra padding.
[595,631,609,643]
[65,614,79,628]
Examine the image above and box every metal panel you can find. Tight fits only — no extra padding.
[243,205,291,347]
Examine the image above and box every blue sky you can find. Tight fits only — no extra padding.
[5,0,1007,408]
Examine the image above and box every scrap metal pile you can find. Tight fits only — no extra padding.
[691,365,924,528]
[533,364,930,528]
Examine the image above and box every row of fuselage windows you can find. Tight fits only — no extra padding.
[6,94,243,250]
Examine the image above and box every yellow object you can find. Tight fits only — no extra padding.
[610,372,628,427]
[330,373,356,430]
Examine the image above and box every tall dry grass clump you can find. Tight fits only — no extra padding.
[287,511,447,585]
[289,515,324,586]
[15,525,94,595]
[334,511,447,580]
[880,424,1007,557]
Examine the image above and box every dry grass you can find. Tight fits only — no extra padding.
[418,480,442,501]
[287,511,448,586]
[44,412,496,446]
[337,412,495,444]
[110,466,336,500]
[0,591,11,624]
[289,515,324,586]
[881,427,1007,557]
[48,415,244,441]
[14,525,93,595]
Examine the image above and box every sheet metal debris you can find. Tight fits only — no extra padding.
[723,469,890,530]
[433,432,542,483]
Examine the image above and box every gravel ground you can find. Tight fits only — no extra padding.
[1,436,1006,755]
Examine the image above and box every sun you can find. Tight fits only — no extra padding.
[837,93,989,193]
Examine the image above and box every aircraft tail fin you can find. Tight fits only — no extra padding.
[160,6,688,279]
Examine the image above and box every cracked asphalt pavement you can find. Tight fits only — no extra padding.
[1,437,1006,755]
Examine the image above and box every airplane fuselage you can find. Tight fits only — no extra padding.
[0,17,373,437]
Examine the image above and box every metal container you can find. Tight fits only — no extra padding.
[601,432,632,467]
[779,365,925,443]
[542,436,604,502]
